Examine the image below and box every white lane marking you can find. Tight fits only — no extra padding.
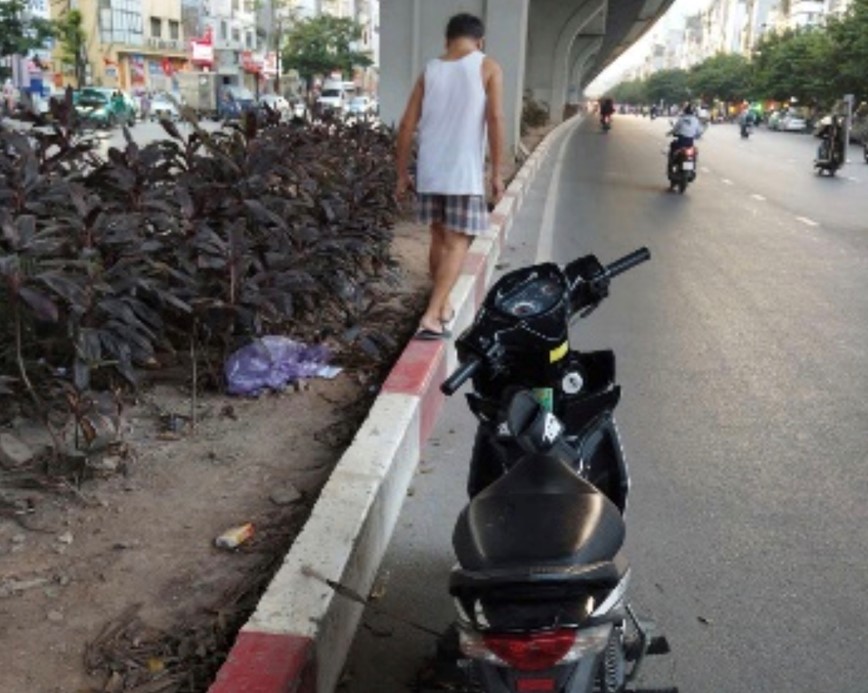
[796,216,819,227]
[535,120,582,264]
[722,178,734,185]
[700,166,711,173]
[751,194,766,201]
[847,176,860,183]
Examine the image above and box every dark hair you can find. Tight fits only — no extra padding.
[446,13,485,41]
[683,104,694,115]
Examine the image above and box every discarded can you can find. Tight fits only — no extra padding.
[214,523,255,549]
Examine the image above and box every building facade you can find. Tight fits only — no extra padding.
[50,0,187,90]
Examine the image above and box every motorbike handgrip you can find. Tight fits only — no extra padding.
[606,247,651,279]
[441,355,483,396]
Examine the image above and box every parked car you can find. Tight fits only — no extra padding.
[75,88,136,128]
[218,86,256,120]
[150,92,180,121]
[346,95,376,118]
[258,93,290,120]
[780,114,808,132]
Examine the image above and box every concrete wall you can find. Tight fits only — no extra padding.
[379,0,529,157]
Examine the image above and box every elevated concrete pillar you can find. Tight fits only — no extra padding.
[525,0,605,122]
[379,0,529,158]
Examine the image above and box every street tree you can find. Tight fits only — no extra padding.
[608,78,647,105]
[644,69,690,107]
[0,0,54,79]
[53,9,87,87]
[823,0,868,104]
[282,14,371,88]
[752,27,835,106]
[688,53,752,104]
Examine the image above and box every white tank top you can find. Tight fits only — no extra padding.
[416,51,487,196]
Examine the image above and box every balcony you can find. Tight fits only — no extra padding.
[145,37,186,53]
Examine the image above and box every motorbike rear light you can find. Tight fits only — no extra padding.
[685,147,696,157]
[482,629,577,672]
[517,678,556,691]
[459,624,611,671]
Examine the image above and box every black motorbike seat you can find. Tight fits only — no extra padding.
[453,451,625,572]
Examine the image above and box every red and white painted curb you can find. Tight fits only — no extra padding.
[209,118,579,693]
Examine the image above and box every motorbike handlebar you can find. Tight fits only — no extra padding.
[441,355,483,396]
[605,247,651,279]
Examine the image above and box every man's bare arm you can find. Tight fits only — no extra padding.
[395,76,424,198]
[484,58,505,202]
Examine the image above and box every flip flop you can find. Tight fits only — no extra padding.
[414,327,452,341]
[440,308,456,327]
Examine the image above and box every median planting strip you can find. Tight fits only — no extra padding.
[209,117,580,693]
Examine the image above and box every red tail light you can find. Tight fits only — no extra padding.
[482,629,576,672]
[685,147,696,157]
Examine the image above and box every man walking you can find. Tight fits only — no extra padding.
[395,13,505,339]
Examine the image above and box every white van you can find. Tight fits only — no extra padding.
[316,80,356,116]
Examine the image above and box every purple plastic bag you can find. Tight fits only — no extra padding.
[225,336,332,396]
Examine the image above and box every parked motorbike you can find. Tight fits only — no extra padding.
[438,248,676,693]
[740,122,751,139]
[863,140,867,164]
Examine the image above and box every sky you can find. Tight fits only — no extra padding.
[585,0,715,96]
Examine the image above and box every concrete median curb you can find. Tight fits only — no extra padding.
[208,116,580,693]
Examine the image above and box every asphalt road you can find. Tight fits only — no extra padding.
[344,114,868,692]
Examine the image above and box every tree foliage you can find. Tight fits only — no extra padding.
[53,10,88,87]
[282,14,372,85]
[0,0,54,74]
[688,53,752,103]
[607,0,868,108]
[645,69,690,106]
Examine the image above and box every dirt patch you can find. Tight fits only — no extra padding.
[0,223,430,693]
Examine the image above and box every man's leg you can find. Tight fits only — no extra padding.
[419,227,472,333]
[429,222,446,279]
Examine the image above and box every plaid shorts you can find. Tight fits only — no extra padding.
[416,194,489,235]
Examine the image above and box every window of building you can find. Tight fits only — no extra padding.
[246,32,253,48]
[150,17,161,38]
[169,20,179,40]
[232,0,239,12]
[232,28,240,43]
[99,0,144,46]
[220,20,227,39]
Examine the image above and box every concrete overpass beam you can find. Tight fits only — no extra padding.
[570,36,603,95]
[379,0,529,157]
[525,0,606,123]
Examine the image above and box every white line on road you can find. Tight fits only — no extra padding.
[700,166,711,173]
[847,176,860,183]
[722,178,734,185]
[535,120,582,264]
[796,216,819,227]
[751,194,766,201]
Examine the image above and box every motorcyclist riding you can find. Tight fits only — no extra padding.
[814,114,846,170]
[668,103,702,171]
[738,104,752,138]
[600,97,615,128]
